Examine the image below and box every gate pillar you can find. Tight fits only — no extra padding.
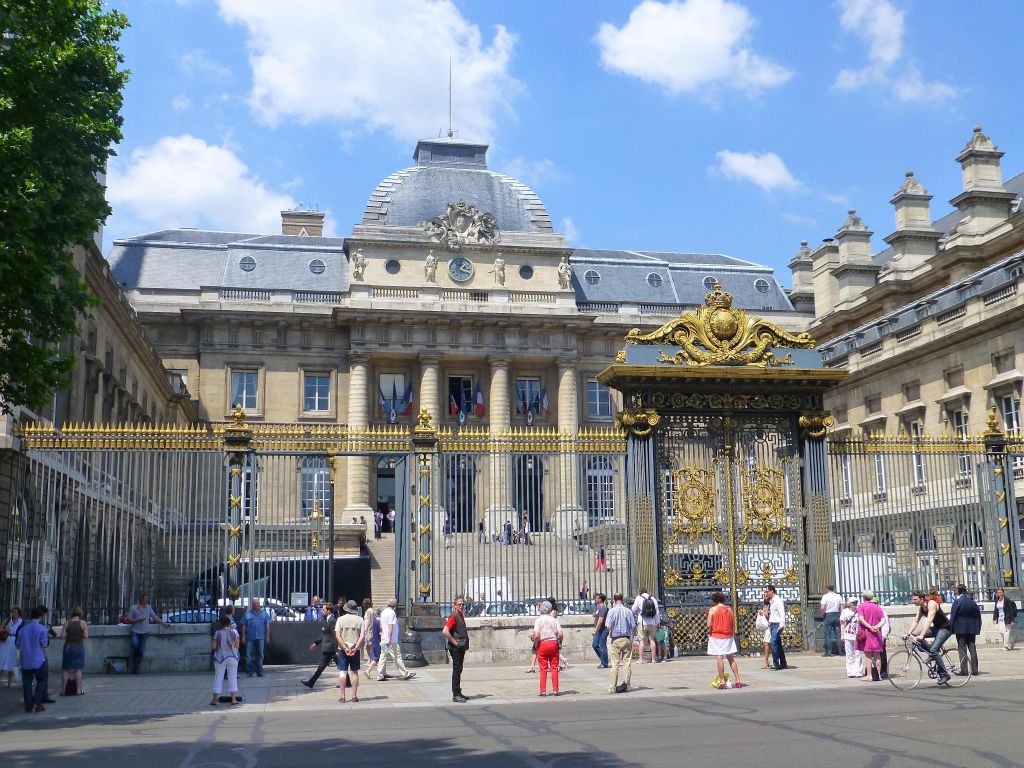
[411,409,438,609]
[223,405,253,603]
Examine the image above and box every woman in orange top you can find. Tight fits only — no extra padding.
[707,592,742,689]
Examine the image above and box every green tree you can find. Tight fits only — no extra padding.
[0,0,128,414]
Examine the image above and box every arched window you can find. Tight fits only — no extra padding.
[878,531,896,554]
[917,527,937,552]
[959,521,983,548]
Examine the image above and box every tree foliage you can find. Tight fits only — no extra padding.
[0,0,128,414]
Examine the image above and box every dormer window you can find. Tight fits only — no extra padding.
[702,276,717,291]
[585,270,601,286]
[754,278,770,293]
[647,273,663,288]
[239,256,256,272]
[308,258,326,274]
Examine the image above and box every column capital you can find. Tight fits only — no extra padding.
[349,351,370,366]
[487,356,510,370]
[418,354,441,366]
[557,356,579,372]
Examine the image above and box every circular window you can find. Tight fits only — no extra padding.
[308,258,326,275]
[385,259,401,275]
[754,278,770,293]
[647,273,664,288]
[519,264,534,280]
[702,276,717,291]
[239,256,256,272]
[584,270,601,285]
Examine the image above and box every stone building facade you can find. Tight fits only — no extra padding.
[107,135,810,532]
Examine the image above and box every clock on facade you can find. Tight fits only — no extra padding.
[447,256,474,283]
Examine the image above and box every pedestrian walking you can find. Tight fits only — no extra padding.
[301,603,338,688]
[530,600,563,696]
[0,606,23,687]
[764,585,788,670]
[992,587,1017,650]
[871,595,891,679]
[126,592,170,674]
[361,598,380,677]
[522,513,532,545]
[631,589,660,663]
[335,600,365,703]
[950,584,981,676]
[606,592,636,693]
[819,584,844,656]
[595,546,606,571]
[60,606,88,695]
[239,598,272,677]
[591,593,609,668]
[374,510,383,540]
[856,590,885,681]
[387,506,396,533]
[841,598,864,677]
[210,615,240,706]
[707,592,742,689]
[16,606,50,713]
[442,595,470,702]
[477,518,487,544]
[377,599,415,680]
[756,601,771,668]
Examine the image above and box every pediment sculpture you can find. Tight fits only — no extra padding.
[624,282,815,368]
[422,201,499,250]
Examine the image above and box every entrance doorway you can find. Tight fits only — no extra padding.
[514,454,544,532]
[376,456,399,532]
[444,456,477,532]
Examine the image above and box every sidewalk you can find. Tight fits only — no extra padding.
[3,646,1022,723]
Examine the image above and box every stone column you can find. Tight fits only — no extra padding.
[554,359,582,537]
[419,356,441,423]
[487,357,512,529]
[345,353,373,515]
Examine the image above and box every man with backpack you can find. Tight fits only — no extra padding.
[631,589,661,664]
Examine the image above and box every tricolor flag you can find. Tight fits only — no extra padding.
[473,384,485,417]
[391,380,399,414]
[377,387,386,417]
[403,383,414,416]
[540,387,550,416]
[449,391,459,417]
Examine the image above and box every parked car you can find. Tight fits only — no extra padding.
[165,608,222,624]
[561,599,596,616]
[216,598,302,621]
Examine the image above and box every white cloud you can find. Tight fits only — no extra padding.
[106,135,296,236]
[559,217,579,244]
[171,94,191,112]
[595,0,791,96]
[782,212,818,228]
[501,157,561,189]
[823,192,852,207]
[178,50,232,79]
[217,0,519,143]
[834,0,956,103]
[710,150,801,192]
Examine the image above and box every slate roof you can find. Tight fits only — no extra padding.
[570,249,794,311]
[361,137,553,233]
[108,229,350,293]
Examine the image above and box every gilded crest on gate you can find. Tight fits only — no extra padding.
[739,461,793,544]
[668,466,718,543]
[624,282,815,367]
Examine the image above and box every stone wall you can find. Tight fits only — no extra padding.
[43,624,211,674]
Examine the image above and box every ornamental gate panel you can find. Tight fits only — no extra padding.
[657,413,805,655]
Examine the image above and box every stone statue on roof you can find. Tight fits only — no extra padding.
[557,255,573,290]
[491,255,505,286]
[424,250,437,283]
[351,249,367,282]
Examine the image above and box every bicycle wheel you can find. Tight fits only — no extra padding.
[886,650,923,690]
[939,649,971,688]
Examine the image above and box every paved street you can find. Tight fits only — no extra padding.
[3,647,1024,767]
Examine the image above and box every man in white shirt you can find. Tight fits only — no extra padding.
[765,585,788,670]
[819,584,845,657]
[631,589,661,664]
[377,598,415,681]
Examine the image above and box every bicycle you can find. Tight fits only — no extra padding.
[887,635,971,690]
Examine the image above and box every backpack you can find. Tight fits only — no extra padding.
[641,594,657,619]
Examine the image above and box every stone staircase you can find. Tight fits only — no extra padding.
[366,535,396,608]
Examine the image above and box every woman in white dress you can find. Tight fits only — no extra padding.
[0,607,23,687]
[841,597,865,678]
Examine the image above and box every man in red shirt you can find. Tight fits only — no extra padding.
[442,595,469,702]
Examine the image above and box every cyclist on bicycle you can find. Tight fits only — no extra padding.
[906,590,952,685]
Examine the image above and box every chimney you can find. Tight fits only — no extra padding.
[882,171,940,276]
[810,238,840,322]
[833,210,879,310]
[950,126,1016,236]
[787,240,816,314]
[281,208,325,237]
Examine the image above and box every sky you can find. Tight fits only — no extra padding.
[102,0,1024,282]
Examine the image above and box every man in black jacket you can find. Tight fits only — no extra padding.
[949,585,982,676]
[301,604,338,688]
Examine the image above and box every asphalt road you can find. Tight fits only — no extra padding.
[5,681,1023,768]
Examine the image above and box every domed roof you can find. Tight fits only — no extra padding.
[361,136,553,233]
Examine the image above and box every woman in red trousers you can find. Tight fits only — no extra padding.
[530,600,564,696]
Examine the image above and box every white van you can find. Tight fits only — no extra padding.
[465,577,512,604]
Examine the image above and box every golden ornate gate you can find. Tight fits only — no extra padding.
[658,414,805,654]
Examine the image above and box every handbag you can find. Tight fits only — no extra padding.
[755,614,769,631]
[855,626,867,644]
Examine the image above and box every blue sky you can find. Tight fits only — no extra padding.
[103,0,1024,281]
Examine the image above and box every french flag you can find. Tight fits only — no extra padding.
[449,391,459,417]
[403,384,414,416]
[377,387,386,417]
[540,387,550,416]
[473,384,485,417]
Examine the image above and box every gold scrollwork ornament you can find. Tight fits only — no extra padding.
[799,410,835,439]
[614,406,660,437]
